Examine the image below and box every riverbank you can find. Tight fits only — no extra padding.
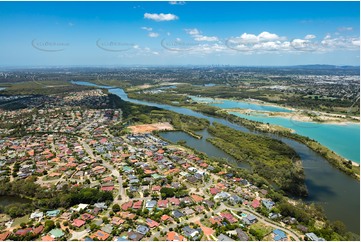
[227,108,359,126]
[219,112,360,178]
[118,87,360,177]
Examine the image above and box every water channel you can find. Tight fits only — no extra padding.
[72,81,360,234]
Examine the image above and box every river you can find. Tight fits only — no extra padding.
[72,80,360,234]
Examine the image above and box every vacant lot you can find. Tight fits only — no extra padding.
[128,122,174,133]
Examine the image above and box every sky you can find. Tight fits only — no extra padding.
[0,1,359,67]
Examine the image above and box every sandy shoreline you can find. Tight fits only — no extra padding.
[228,108,359,126]
[190,95,359,125]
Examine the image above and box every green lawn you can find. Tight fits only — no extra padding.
[12,214,30,227]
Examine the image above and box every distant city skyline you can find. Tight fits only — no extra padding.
[0,1,359,66]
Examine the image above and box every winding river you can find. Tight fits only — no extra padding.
[72,81,360,234]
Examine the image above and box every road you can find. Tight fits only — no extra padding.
[149,203,300,241]
[79,129,126,203]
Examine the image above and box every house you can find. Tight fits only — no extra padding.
[101,185,114,191]
[262,200,275,210]
[121,201,133,211]
[203,200,215,208]
[161,214,173,223]
[145,200,157,209]
[157,199,168,208]
[209,216,223,225]
[42,235,55,241]
[49,228,65,239]
[214,191,231,201]
[220,212,237,224]
[33,225,44,236]
[0,232,10,241]
[229,194,243,204]
[94,202,108,210]
[81,213,95,221]
[305,233,325,241]
[129,185,138,193]
[111,217,125,226]
[217,234,234,241]
[172,210,185,219]
[118,211,136,220]
[101,224,113,234]
[91,230,110,241]
[194,205,205,213]
[133,200,143,209]
[136,225,149,235]
[167,231,185,241]
[30,211,44,220]
[127,231,144,241]
[182,226,201,240]
[183,208,195,216]
[243,214,258,225]
[46,210,60,217]
[236,228,249,241]
[59,212,71,220]
[186,175,198,183]
[251,199,260,209]
[152,185,161,192]
[15,228,33,236]
[146,218,160,228]
[168,197,180,206]
[191,194,204,203]
[273,229,287,241]
[72,203,89,212]
[72,219,86,228]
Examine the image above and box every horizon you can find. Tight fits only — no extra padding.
[0,1,359,66]
[0,64,360,70]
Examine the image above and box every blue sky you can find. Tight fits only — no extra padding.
[0,1,359,66]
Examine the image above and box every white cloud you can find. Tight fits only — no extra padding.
[141,27,152,31]
[238,33,259,43]
[185,28,201,35]
[194,35,219,42]
[338,26,353,32]
[232,31,282,45]
[148,32,159,38]
[352,39,360,46]
[185,28,219,42]
[258,31,280,41]
[144,13,179,22]
[68,22,75,27]
[169,1,186,5]
[305,34,316,40]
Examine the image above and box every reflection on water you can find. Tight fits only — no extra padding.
[72,80,360,234]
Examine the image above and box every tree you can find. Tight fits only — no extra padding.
[112,204,121,213]
[44,220,55,233]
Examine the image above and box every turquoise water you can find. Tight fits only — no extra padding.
[190,96,292,113]
[73,81,360,233]
[230,112,360,163]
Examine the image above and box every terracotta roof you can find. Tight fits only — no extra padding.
[191,194,204,203]
[0,232,10,241]
[157,200,168,208]
[252,199,260,208]
[41,235,55,241]
[167,231,185,241]
[121,201,133,211]
[33,225,44,235]
[133,200,143,209]
[146,218,160,228]
[72,219,86,227]
[91,230,110,241]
